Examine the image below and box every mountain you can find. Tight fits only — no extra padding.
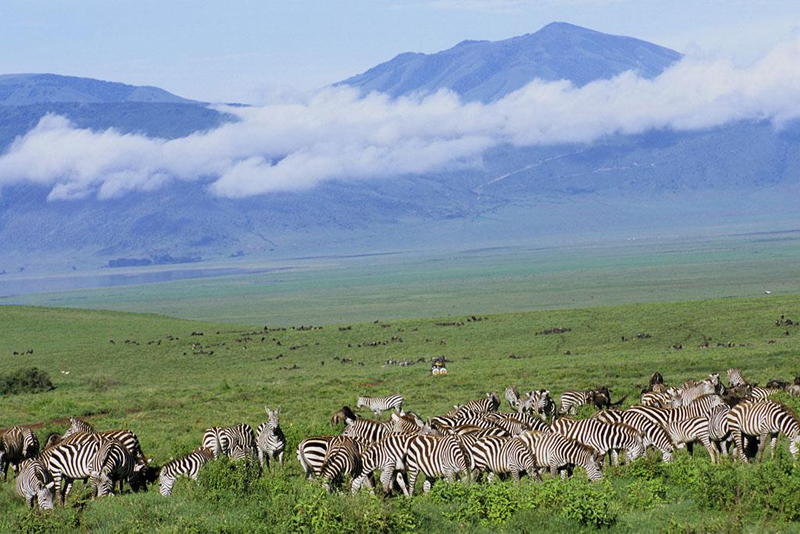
[0,24,797,276]
[0,73,197,106]
[338,22,682,102]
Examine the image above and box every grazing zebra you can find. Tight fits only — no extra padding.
[228,443,257,462]
[90,439,135,497]
[63,417,94,439]
[628,396,723,430]
[727,400,800,462]
[670,380,717,407]
[665,417,715,458]
[296,436,362,479]
[520,390,557,420]
[202,427,230,458]
[390,412,425,434]
[203,424,256,459]
[0,426,25,479]
[481,413,530,436]
[159,447,214,496]
[747,386,779,401]
[469,436,536,483]
[559,390,600,415]
[352,434,415,496]
[342,417,394,443]
[452,393,500,417]
[727,368,748,387]
[706,405,731,463]
[640,391,671,408]
[504,386,521,411]
[594,410,675,462]
[551,419,644,466]
[15,459,55,511]
[428,414,496,432]
[517,431,602,481]
[356,395,404,417]
[405,435,470,495]
[59,429,148,474]
[39,439,101,504]
[320,439,363,494]
[257,406,286,471]
[510,412,552,434]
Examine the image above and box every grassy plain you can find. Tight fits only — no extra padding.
[4,232,800,325]
[2,294,800,532]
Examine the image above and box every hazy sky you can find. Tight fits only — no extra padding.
[2,0,799,103]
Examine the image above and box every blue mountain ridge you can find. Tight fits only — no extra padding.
[0,23,797,274]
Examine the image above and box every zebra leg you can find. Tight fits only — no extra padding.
[487,472,496,483]
[511,469,520,483]
[380,468,394,495]
[257,448,265,471]
[278,451,284,465]
[611,450,620,467]
[406,469,419,497]
[395,472,410,497]
[758,434,769,462]
[422,479,434,494]
[770,435,778,459]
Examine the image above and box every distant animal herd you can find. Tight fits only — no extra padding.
[2,369,799,511]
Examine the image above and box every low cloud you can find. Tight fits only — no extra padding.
[1,37,799,200]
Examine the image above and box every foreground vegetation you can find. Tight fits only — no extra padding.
[2,294,800,532]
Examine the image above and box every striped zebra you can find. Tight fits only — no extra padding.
[747,386,779,401]
[390,412,425,434]
[356,395,404,417]
[452,393,500,417]
[706,404,731,463]
[468,435,536,483]
[257,406,286,471]
[405,435,470,495]
[481,413,531,436]
[58,429,148,473]
[39,438,101,504]
[640,391,671,408]
[63,417,94,439]
[320,439,363,494]
[296,436,362,479]
[628,396,723,430]
[202,427,230,458]
[670,380,717,407]
[90,439,135,497]
[352,434,415,496]
[559,390,598,415]
[428,414,496,432]
[727,400,800,462]
[15,458,55,511]
[517,431,602,481]
[520,390,556,420]
[203,424,256,459]
[342,417,394,443]
[665,417,715,458]
[0,426,25,479]
[504,386,521,411]
[551,418,644,466]
[158,447,214,496]
[594,410,675,462]
[727,368,748,387]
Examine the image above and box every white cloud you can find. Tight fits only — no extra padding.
[1,36,799,200]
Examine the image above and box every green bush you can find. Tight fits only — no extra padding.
[0,366,54,395]
[196,456,262,502]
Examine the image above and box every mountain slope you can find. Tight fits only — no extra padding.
[338,22,682,102]
[0,73,197,105]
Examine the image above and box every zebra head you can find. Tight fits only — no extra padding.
[37,481,56,511]
[356,397,367,410]
[158,474,173,497]
[266,405,282,430]
[92,471,114,497]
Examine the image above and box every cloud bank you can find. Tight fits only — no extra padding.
[1,37,799,200]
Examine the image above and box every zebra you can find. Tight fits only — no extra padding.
[706,404,731,463]
[670,380,717,407]
[746,386,779,401]
[352,434,415,496]
[517,431,602,481]
[628,396,724,430]
[158,447,214,496]
[320,439,363,494]
[203,424,256,459]
[15,458,55,511]
[428,414,496,432]
[356,395,404,417]
[342,417,393,443]
[727,400,800,462]
[202,427,230,458]
[57,429,149,479]
[257,406,286,471]
[504,385,521,411]
[39,438,101,504]
[593,410,675,462]
[640,391,671,408]
[296,436,362,479]
[90,438,135,497]
[468,435,537,483]
[520,390,557,420]
[452,393,500,417]
[390,412,425,434]
[665,417,715,458]
[551,418,644,466]
[727,368,748,387]
[405,435,470,495]
[62,417,94,440]
[559,390,599,415]
[481,413,531,436]
[0,426,25,479]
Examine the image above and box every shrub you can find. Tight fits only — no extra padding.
[85,374,120,392]
[0,367,54,395]
[196,455,261,502]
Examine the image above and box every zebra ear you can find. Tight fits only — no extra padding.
[391,413,400,422]
[265,406,270,415]
[46,481,55,489]
[277,405,282,414]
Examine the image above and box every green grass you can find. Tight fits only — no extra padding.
[2,295,800,532]
[4,233,800,325]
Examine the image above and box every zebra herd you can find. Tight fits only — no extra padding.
[2,368,799,510]
[0,406,285,510]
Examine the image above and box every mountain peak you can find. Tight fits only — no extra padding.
[339,22,682,103]
[0,73,198,106]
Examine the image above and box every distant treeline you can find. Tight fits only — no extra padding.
[107,254,201,268]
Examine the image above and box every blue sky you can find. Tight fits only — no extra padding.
[2,0,799,103]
